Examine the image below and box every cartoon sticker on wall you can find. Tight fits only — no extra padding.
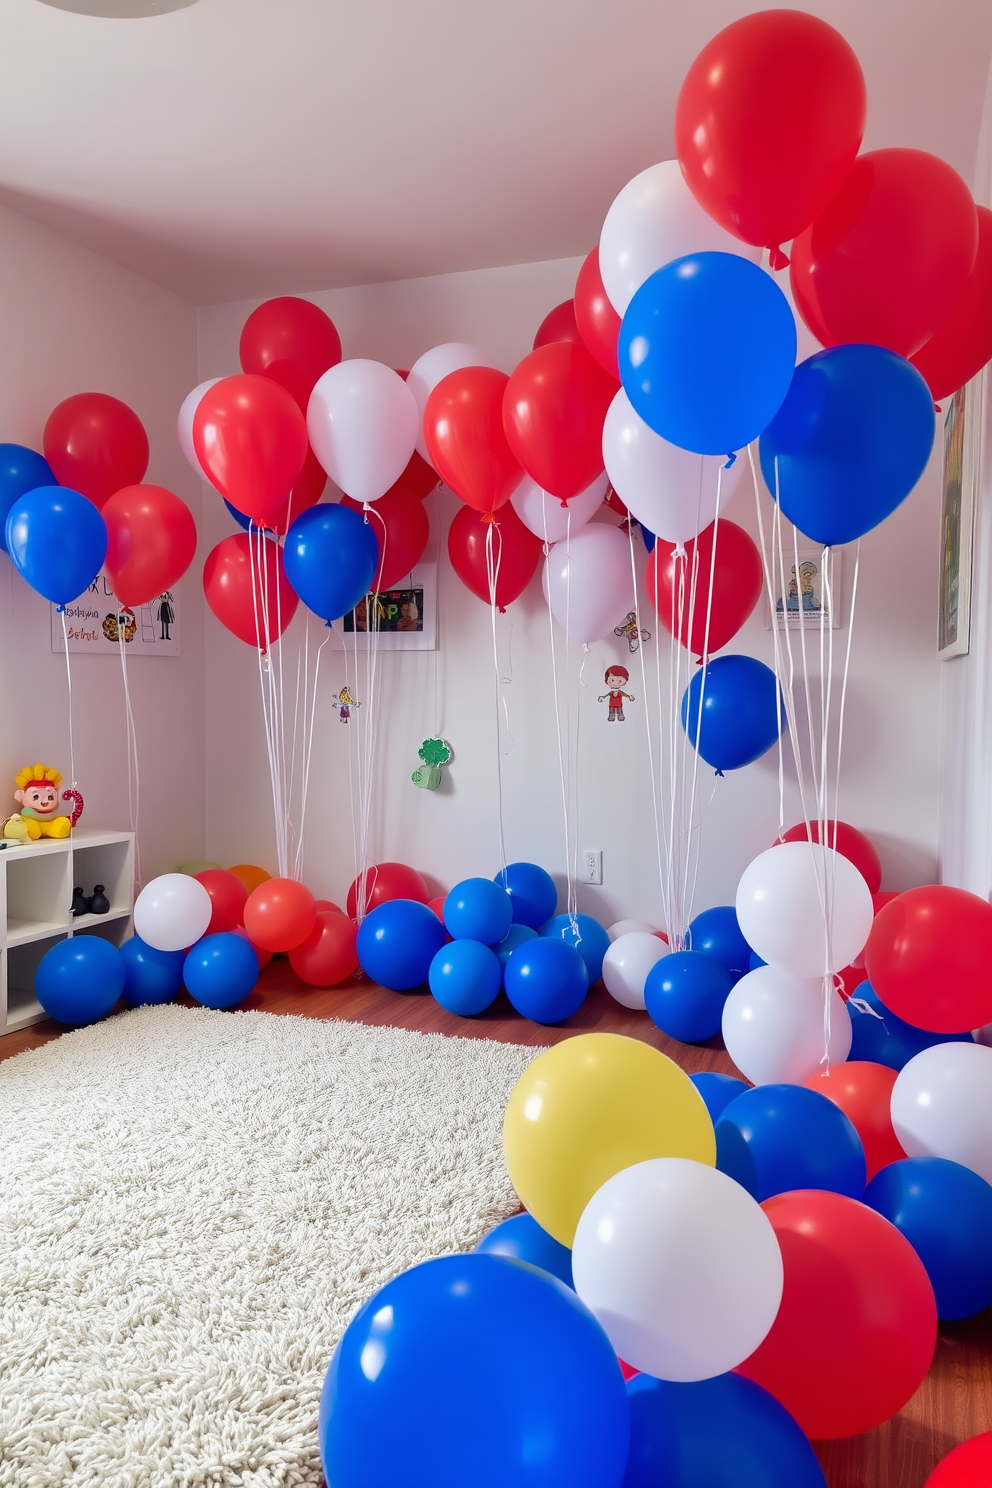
[412,738,452,790]
[598,666,635,722]
[333,687,361,722]
[614,611,651,654]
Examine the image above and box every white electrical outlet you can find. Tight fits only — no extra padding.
[582,849,603,885]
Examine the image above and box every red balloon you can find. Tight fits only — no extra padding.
[233,925,273,970]
[193,374,308,526]
[103,484,197,609]
[803,1062,905,1180]
[873,890,901,916]
[503,342,616,500]
[202,533,299,650]
[43,392,149,510]
[647,520,762,658]
[239,296,342,412]
[289,909,359,986]
[926,1434,992,1488]
[675,10,866,251]
[194,869,249,935]
[790,149,980,358]
[426,896,446,922]
[778,820,882,895]
[864,885,992,1033]
[383,449,439,503]
[424,367,523,516]
[738,1189,937,1439]
[573,249,621,381]
[346,863,429,918]
[447,502,542,611]
[533,300,582,351]
[314,899,342,913]
[244,444,327,538]
[836,962,866,998]
[343,492,429,590]
[243,877,316,953]
[912,206,992,401]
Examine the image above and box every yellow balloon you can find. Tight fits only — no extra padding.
[503,1033,716,1246]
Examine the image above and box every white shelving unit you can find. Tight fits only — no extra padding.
[0,829,134,1033]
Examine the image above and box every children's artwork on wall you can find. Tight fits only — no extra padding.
[766,548,841,631]
[412,738,452,790]
[938,373,982,659]
[332,687,361,722]
[598,665,635,722]
[341,563,437,651]
[51,570,181,656]
[614,611,651,653]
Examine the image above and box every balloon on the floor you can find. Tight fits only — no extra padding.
[689,1071,748,1124]
[607,918,658,941]
[715,1084,867,1202]
[541,913,611,984]
[572,1157,783,1381]
[183,932,259,1009]
[243,878,316,953]
[429,940,502,1016]
[722,965,852,1086]
[347,862,429,917]
[35,937,126,1026]
[847,982,974,1071]
[356,899,446,991]
[475,1212,574,1289]
[443,879,513,945]
[493,861,558,930]
[134,873,213,953]
[288,910,359,987]
[777,818,882,895]
[686,905,751,978]
[503,937,588,1024]
[493,923,537,968]
[864,1156,992,1320]
[735,842,873,979]
[120,936,185,1008]
[602,931,668,1010]
[865,885,992,1033]
[319,1253,631,1488]
[644,951,732,1042]
[503,1033,715,1246]
[194,869,248,935]
[925,1433,992,1488]
[890,1041,992,1186]
[803,1061,905,1180]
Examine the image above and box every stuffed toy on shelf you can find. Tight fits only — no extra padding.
[2,763,83,842]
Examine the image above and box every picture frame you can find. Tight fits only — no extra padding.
[339,562,437,651]
[765,546,842,631]
[938,372,983,660]
[51,570,181,656]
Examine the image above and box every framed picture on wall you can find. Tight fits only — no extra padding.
[765,547,842,630]
[340,562,437,651]
[51,570,181,656]
[938,372,983,660]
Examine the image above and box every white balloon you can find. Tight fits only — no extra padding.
[512,471,608,543]
[602,932,669,1010]
[722,965,852,1086]
[602,389,741,543]
[133,873,212,954]
[572,1157,783,1381]
[735,842,873,980]
[177,377,221,481]
[307,360,418,504]
[608,918,658,941]
[407,342,499,464]
[890,1042,992,1186]
[599,160,762,317]
[542,524,634,644]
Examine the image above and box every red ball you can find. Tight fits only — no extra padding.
[289,910,359,987]
[346,863,429,919]
[778,820,882,895]
[738,1190,937,1439]
[865,885,992,1033]
[926,1434,992,1488]
[44,392,149,510]
[194,869,249,936]
[803,1062,905,1180]
[243,878,316,953]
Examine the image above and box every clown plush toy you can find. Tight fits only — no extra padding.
[2,763,83,842]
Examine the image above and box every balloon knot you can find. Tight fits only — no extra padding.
[673,543,687,561]
[559,498,569,509]
[724,452,737,469]
[498,604,507,615]
[934,402,942,414]
[57,604,66,614]
[768,246,790,271]
[481,510,496,525]
[714,768,725,778]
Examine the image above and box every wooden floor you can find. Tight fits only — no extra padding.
[3,961,990,1488]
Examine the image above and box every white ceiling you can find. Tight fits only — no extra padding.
[0,0,989,305]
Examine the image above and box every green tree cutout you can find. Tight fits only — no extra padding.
[412,737,452,791]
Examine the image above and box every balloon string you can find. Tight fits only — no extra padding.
[680,463,723,937]
[296,628,329,883]
[628,523,667,931]
[116,617,142,891]
[485,521,508,878]
[542,498,575,931]
[60,608,77,919]
[248,525,286,878]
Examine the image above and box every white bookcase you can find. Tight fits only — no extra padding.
[0,829,134,1033]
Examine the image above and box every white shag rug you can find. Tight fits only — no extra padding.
[0,1004,537,1488]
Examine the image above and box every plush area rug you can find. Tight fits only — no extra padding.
[0,1004,536,1487]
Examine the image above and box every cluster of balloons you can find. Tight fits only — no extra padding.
[1,395,197,613]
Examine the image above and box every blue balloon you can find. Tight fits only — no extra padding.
[6,486,107,607]
[759,346,936,547]
[716,1084,867,1203]
[542,913,610,983]
[618,252,797,456]
[638,523,656,554]
[681,655,782,773]
[688,905,751,977]
[864,1157,992,1321]
[319,1253,630,1488]
[494,861,558,929]
[357,899,446,991]
[622,1372,826,1488]
[35,936,125,1026]
[475,1212,574,1289]
[849,981,974,1071]
[283,503,379,624]
[0,445,55,555]
[504,937,589,1024]
[494,923,538,969]
[644,951,732,1042]
[429,940,502,1016]
[444,878,513,944]
[120,936,184,1008]
[183,932,259,1009]
[690,1070,749,1124]
[749,950,767,971]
